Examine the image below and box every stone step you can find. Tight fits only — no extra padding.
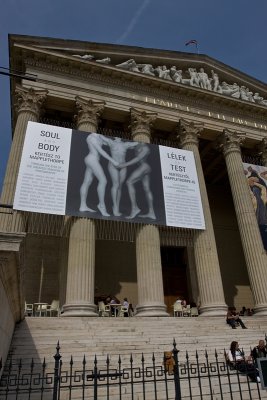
[8,323,267,361]
[3,316,267,399]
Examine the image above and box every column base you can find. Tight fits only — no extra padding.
[199,304,228,317]
[253,304,267,316]
[135,302,169,317]
[62,302,98,317]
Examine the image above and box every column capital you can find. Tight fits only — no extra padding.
[177,118,203,147]
[256,137,267,166]
[217,129,245,156]
[15,86,47,118]
[75,96,105,129]
[130,108,157,141]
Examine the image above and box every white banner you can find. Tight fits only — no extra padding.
[14,122,72,215]
[159,146,205,229]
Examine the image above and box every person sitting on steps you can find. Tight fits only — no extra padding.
[226,307,247,329]
[227,341,260,383]
[251,339,267,363]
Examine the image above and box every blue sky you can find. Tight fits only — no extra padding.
[1,0,267,196]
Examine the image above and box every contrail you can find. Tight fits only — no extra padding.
[116,0,151,44]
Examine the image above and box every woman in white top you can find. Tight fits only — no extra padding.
[227,341,245,363]
[227,341,260,383]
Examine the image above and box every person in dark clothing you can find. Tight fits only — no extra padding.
[226,307,247,329]
[251,340,267,362]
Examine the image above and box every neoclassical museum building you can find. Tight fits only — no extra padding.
[1,34,267,361]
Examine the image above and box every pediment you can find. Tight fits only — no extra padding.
[9,34,267,109]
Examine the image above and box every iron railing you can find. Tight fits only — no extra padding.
[0,340,263,400]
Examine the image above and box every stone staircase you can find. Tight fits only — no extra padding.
[2,316,267,399]
[7,316,267,361]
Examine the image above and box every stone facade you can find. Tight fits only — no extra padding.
[1,34,267,364]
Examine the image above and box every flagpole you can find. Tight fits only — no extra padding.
[185,40,199,54]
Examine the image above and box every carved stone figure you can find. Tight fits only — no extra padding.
[154,66,163,78]
[211,70,221,92]
[245,88,255,102]
[116,59,140,72]
[138,64,155,76]
[95,57,111,64]
[230,83,241,99]
[154,65,172,80]
[162,65,172,80]
[112,58,267,107]
[221,82,240,98]
[221,82,233,95]
[188,68,200,87]
[73,54,94,60]
[198,68,211,90]
[170,66,183,83]
[239,86,250,101]
[254,93,264,104]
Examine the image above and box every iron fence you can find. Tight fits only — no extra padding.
[0,340,264,400]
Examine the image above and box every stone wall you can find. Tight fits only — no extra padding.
[96,240,137,306]
[0,278,16,375]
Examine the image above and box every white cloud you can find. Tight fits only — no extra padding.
[116,0,151,44]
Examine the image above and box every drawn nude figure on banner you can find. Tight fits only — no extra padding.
[79,133,118,217]
[105,137,138,216]
[119,143,156,220]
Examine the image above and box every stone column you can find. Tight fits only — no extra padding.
[219,129,267,315]
[258,137,267,167]
[0,86,47,232]
[62,97,105,316]
[186,246,199,304]
[178,119,227,316]
[130,108,168,316]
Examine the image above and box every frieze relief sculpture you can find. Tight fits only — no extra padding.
[72,53,267,106]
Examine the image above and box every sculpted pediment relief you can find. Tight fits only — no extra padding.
[9,35,267,107]
[70,53,267,107]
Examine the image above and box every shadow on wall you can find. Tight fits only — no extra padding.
[208,184,253,309]
[95,240,137,304]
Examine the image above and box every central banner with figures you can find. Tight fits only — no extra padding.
[14,122,205,230]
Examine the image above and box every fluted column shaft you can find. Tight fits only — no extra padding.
[258,138,267,167]
[178,119,227,316]
[63,97,105,316]
[130,108,168,316]
[220,129,267,315]
[0,86,47,232]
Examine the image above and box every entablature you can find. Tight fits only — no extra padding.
[10,40,267,151]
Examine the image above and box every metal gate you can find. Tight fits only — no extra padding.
[0,340,263,399]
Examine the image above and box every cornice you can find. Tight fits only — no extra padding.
[10,36,267,89]
[9,44,266,113]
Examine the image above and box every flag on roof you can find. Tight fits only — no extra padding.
[185,39,198,46]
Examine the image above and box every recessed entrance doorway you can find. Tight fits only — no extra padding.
[161,246,189,315]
